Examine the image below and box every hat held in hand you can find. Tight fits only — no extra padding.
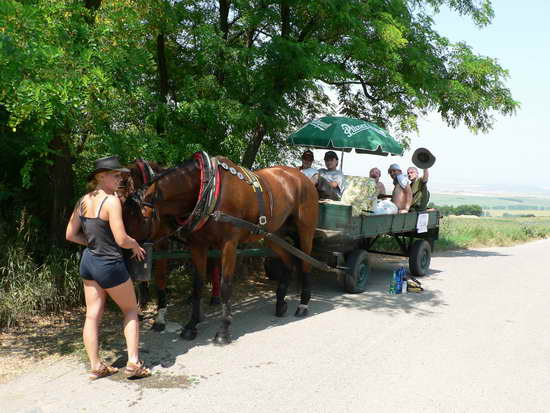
[412,147,436,169]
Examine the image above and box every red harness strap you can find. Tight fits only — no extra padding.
[176,151,221,232]
[135,159,148,186]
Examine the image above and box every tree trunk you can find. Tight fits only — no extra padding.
[47,132,74,248]
[241,125,266,168]
[156,33,169,136]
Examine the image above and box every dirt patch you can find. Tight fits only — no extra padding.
[0,259,276,385]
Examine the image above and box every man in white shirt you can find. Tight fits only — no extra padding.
[317,151,345,201]
[388,163,412,213]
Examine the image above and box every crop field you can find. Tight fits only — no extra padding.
[485,209,550,217]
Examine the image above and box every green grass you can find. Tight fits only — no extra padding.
[437,216,550,250]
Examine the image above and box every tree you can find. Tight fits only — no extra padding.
[0,0,154,245]
[0,0,517,246]
[167,1,517,165]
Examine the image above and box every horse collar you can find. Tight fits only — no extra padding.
[175,151,221,232]
[135,159,156,186]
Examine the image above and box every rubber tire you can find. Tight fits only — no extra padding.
[344,249,369,294]
[409,239,432,277]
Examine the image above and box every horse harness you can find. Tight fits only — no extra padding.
[139,151,272,242]
[217,156,271,227]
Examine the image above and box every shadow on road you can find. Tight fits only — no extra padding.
[1,253,450,380]
[434,249,510,258]
[104,254,447,371]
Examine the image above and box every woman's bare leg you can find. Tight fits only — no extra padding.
[106,279,140,363]
[83,280,106,370]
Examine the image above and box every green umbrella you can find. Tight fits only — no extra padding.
[288,116,403,156]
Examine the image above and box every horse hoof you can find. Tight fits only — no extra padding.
[294,307,309,317]
[181,328,198,341]
[209,296,221,306]
[151,322,165,332]
[214,332,231,345]
[275,301,288,317]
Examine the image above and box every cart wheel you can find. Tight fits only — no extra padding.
[409,240,431,276]
[344,249,369,294]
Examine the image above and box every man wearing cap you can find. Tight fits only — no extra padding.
[317,151,345,201]
[407,167,430,211]
[388,163,412,213]
[298,149,319,183]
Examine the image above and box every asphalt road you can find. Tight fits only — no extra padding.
[2,239,550,413]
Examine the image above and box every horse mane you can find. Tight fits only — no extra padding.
[148,158,196,185]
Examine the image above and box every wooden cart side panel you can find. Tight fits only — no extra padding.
[360,210,440,237]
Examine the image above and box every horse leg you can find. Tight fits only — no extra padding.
[151,258,169,331]
[214,241,237,345]
[137,281,150,309]
[293,210,316,318]
[266,242,295,317]
[208,258,221,306]
[295,269,311,317]
[181,247,206,340]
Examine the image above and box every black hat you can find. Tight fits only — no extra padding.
[302,149,314,160]
[87,155,130,181]
[412,148,436,169]
[324,150,338,160]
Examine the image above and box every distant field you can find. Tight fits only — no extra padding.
[431,193,550,214]
[486,209,550,217]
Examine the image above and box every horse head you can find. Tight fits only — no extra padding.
[140,159,201,221]
[120,159,165,242]
[122,157,201,242]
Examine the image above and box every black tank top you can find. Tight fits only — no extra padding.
[79,196,123,259]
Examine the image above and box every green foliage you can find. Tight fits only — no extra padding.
[429,203,483,216]
[0,0,519,248]
[437,216,550,249]
[0,211,83,328]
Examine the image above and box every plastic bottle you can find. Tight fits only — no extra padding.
[396,268,404,294]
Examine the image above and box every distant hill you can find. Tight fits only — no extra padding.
[429,182,550,197]
[430,192,550,211]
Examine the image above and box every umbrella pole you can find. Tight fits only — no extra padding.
[340,151,344,171]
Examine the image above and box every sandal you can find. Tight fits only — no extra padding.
[125,360,152,379]
[89,363,118,380]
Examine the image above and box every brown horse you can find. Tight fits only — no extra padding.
[118,160,171,330]
[119,159,222,331]
[123,152,319,344]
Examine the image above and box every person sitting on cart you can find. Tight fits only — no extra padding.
[298,149,319,184]
[317,151,345,201]
[369,167,386,199]
[388,163,412,213]
[407,166,430,211]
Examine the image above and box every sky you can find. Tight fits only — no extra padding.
[312,1,550,194]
